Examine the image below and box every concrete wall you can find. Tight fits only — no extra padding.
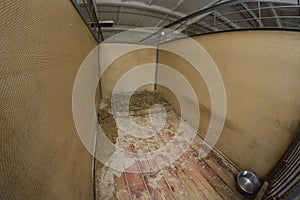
[157,31,300,178]
[99,43,156,98]
[0,0,98,199]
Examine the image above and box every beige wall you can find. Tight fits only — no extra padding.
[73,46,100,164]
[157,31,300,178]
[0,0,98,199]
[99,43,156,98]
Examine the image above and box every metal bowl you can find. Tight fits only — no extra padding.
[237,171,261,195]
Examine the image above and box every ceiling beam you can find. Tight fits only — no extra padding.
[240,3,263,27]
[155,0,185,28]
[260,0,298,4]
[269,2,282,28]
[148,0,155,6]
[116,6,122,24]
[167,0,221,32]
[192,21,216,32]
[155,16,169,28]
[172,0,185,11]
[172,13,219,34]
[215,11,240,29]
[101,25,138,31]
[136,10,147,27]
[95,0,186,19]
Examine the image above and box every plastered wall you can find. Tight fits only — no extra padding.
[0,0,98,199]
[157,31,300,178]
[99,43,157,98]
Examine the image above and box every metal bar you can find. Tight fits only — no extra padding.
[215,11,240,29]
[298,0,300,16]
[117,6,122,24]
[157,0,220,33]
[164,0,253,29]
[148,0,154,6]
[269,3,282,28]
[214,9,216,31]
[172,0,185,11]
[71,0,101,43]
[277,173,300,198]
[265,132,300,199]
[136,10,147,27]
[89,0,104,41]
[268,163,300,197]
[95,0,185,19]
[240,3,262,27]
[83,0,95,25]
[173,0,222,32]
[140,0,252,43]
[260,15,300,19]
[81,0,103,41]
[216,5,300,19]
[270,150,300,188]
[198,16,300,29]
[270,144,300,184]
[154,0,185,28]
[155,15,169,28]
[237,4,259,27]
[99,10,177,22]
[140,0,300,44]
[154,32,161,90]
[188,23,216,32]
[266,134,300,182]
[258,0,263,27]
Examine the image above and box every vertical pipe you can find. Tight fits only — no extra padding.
[98,43,102,99]
[154,32,161,90]
[92,131,97,200]
[90,0,103,42]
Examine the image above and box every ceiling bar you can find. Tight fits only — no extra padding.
[99,10,179,21]
[116,6,122,24]
[197,22,216,31]
[101,25,138,31]
[101,25,158,32]
[215,11,240,28]
[155,16,169,28]
[172,0,185,11]
[140,0,254,43]
[163,0,266,29]
[95,0,185,19]
[148,0,155,6]
[269,2,282,28]
[240,3,264,27]
[155,0,185,28]
[136,10,147,27]
[165,0,220,32]
[235,4,258,27]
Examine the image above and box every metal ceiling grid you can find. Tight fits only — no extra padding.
[93,0,221,39]
[74,0,300,42]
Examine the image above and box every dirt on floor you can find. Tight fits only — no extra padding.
[95,91,175,199]
[128,90,171,111]
[98,108,118,144]
[94,93,244,200]
[97,90,172,144]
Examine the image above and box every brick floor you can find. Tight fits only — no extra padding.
[95,95,245,200]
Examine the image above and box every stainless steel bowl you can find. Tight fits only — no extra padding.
[237,171,261,195]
